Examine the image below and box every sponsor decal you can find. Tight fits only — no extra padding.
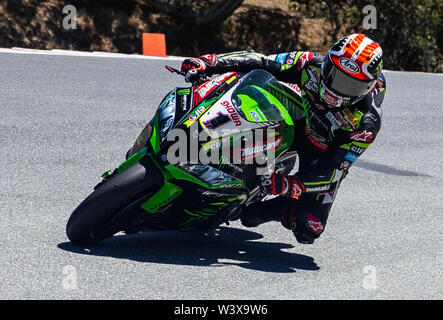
[349,129,374,143]
[297,52,313,71]
[177,88,190,95]
[306,214,324,234]
[284,82,302,95]
[305,68,320,93]
[181,94,188,111]
[321,86,342,107]
[334,111,349,127]
[196,73,234,99]
[275,53,288,65]
[326,112,342,130]
[285,52,296,65]
[188,105,206,121]
[197,78,219,98]
[304,185,330,193]
[310,68,320,81]
[342,108,358,127]
[305,79,319,92]
[322,92,338,106]
[250,111,261,121]
[220,100,242,126]
[344,151,359,162]
[350,145,365,155]
[339,57,360,73]
[290,180,303,199]
[240,137,282,159]
[208,138,229,150]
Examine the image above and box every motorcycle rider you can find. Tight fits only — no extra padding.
[180,33,386,244]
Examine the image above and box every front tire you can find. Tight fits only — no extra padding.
[66,157,162,245]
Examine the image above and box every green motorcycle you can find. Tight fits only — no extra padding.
[66,69,301,245]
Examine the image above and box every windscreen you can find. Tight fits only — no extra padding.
[231,70,293,126]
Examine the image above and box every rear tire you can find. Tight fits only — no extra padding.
[66,157,162,245]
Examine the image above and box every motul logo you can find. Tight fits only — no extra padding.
[241,137,282,158]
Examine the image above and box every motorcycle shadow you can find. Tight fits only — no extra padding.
[57,226,319,273]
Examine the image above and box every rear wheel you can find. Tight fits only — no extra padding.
[66,157,163,245]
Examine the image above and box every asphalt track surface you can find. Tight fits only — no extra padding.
[0,52,442,300]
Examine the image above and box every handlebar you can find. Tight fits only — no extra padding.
[165,65,208,86]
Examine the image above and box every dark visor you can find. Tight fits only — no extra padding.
[322,57,375,98]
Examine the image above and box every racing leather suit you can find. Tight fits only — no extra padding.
[196,51,386,242]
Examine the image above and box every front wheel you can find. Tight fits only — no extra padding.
[66,157,163,245]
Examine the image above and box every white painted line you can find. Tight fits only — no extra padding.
[0,47,184,61]
[1,47,441,76]
[383,69,443,76]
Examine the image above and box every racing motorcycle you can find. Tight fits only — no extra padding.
[66,68,302,245]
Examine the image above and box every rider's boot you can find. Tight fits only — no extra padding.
[240,196,300,227]
[240,199,283,227]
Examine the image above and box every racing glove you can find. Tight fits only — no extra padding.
[180,54,216,82]
[261,172,305,200]
[181,57,206,72]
